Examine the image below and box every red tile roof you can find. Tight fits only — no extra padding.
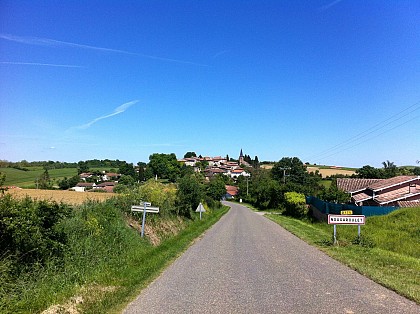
[397,201,420,207]
[337,178,382,193]
[368,176,417,191]
[352,192,371,202]
[225,185,238,196]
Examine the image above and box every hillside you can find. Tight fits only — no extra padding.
[1,167,78,187]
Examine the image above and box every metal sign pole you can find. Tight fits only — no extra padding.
[141,202,147,237]
[358,224,361,239]
[333,225,337,245]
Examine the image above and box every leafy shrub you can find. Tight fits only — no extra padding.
[0,195,71,275]
[283,191,307,218]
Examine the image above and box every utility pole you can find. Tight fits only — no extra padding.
[279,167,291,184]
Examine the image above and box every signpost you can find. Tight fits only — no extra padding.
[328,214,365,245]
[195,202,206,220]
[131,202,159,237]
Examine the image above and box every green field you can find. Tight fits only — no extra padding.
[0,166,116,188]
[267,207,420,303]
[1,167,78,187]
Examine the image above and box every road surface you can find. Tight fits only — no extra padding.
[124,201,419,313]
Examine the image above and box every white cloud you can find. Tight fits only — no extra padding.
[0,61,83,68]
[76,100,139,130]
[319,0,344,12]
[0,34,208,66]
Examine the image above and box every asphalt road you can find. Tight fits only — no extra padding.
[124,202,419,314]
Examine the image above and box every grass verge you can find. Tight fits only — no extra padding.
[0,197,228,314]
[266,208,420,304]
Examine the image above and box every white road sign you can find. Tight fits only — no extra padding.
[195,203,206,212]
[328,214,365,225]
[131,205,160,213]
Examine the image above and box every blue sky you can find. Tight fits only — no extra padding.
[1,0,419,168]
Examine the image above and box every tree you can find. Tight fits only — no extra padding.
[382,160,397,178]
[118,174,136,186]
[253,155,259,168]
[77,161,89,174]
[148,153,181,182]
[0,172,7,194]
[184,152,197,158]
[176,175,203,218]
[356,165,383,178]
[37,167,52,189]
[119,161,136,179]
[137,162,146,182]
[319,179,350,203]
[249,170,283,210]
[207,175,227,201]
[272,157,307,184]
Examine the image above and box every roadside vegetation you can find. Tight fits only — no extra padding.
[0,174,228,313]
[266,207,420,304]
[2,154,420,311]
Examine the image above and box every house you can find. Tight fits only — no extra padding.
[79,172,93,181]
[337,176,420,206]
[227,168,251,179]
[101,172,120,181]
[73,182,96,192]
[95,181,116,193]
[180,150,251,181]
[224,185,239,200]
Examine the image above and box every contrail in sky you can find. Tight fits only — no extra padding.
[0,61,83,68]
[319,0,344,12]
[0,34,208,67]
[77,100,139,129]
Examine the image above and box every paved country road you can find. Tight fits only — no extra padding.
[124,202,419,314]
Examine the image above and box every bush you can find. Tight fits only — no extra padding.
[283,191,307,218]
[0,195,71,275]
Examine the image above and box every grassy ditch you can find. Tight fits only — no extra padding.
[0,195,228,313]
[266,207,420,304]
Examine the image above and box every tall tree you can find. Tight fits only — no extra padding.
[148,153,181,182]
[176,175,203,218]
[356,165,383,178]
[77,161,89,174]
[382,160,397,178]
[253,155,260,168]
[271,157,307,184]
[137,162,147,182]
[119,161,136,179]
[38,167,52,189]
[0,172,7,194]
[184,152,197,158]
[207,175,227,201]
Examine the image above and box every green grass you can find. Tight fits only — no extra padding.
[0,196,229,313]
[320,180,332,189]
[266,207,420,304]
[1,167,78,187]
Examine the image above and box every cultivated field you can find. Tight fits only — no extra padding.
[5,188,114,205]
[261,164,356,178]
[306,166,356,178]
